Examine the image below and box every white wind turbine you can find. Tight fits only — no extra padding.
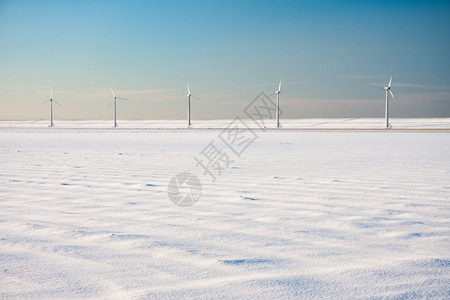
[185,84,201,127]
[110,88,127,128]
[275,80,282,128]
[383,75,395,128]
[41,89,60,127]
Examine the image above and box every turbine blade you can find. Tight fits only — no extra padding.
[54,101,61,106]
[117,97,127,100]
[41,100,49,104]
[388,75,392,88]
[192,95,202,101]
[278,80,282,92]
[389,90,395,100]
[110,88,116,98]
[187,83,191,95]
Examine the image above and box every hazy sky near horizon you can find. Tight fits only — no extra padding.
[0,0,449,120]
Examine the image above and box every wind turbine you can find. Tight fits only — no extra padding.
[275,80,282,128]
[185,84,200,127]
[110,88,127,128]
[41,89,60,127]
[383,75,395,128]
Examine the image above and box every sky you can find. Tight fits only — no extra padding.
[0,0,449,120]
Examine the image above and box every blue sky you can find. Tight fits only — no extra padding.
[0,0,449,120]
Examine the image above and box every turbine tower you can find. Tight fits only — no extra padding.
[185,84,200,127]
[275,80,282,128]
[42,89,60,127]
[187,84,191,127]
[111,88,127,128]
[383,75,395,128]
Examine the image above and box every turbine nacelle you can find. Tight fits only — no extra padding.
[187,84,191,99]
[383,75,395,100]
[185,84,200,101]
[275,80,282,95]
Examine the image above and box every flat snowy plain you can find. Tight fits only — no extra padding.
[0,119,449,299]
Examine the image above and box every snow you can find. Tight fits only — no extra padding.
[0,120,449,298]
[0,118,449,129]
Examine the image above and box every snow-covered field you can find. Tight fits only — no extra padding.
[0,120,449,299]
